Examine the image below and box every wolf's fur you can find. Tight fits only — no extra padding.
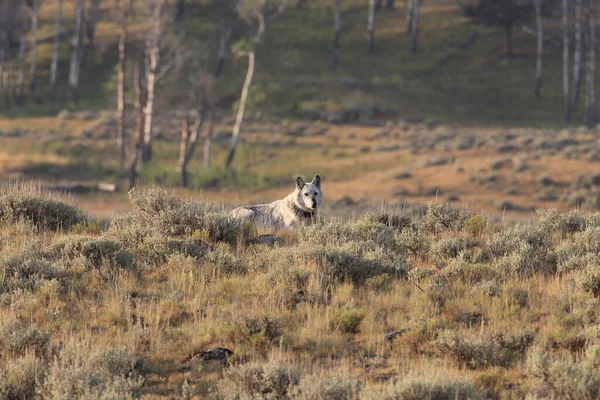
[230,175,324,229]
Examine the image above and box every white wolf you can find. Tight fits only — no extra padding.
[230,175,324,229]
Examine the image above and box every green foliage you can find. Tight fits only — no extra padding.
[0,320,50,357]
[0,195,86,231]
[463,215,488,237]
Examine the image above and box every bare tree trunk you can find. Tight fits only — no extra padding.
[410,0,420,53]
[29,0,39,92]
[215,23,232,77]
[331,0,341,70]
[86,0,100,46]
[5,59,12,106]
[16,0,27,104]
[117,1,128,166]
[225,51,255,168]
[204,106,214,168]
[533,0,543,99]
[573,0,583,107]
[49,0,63,102]
[386,0,395,9]
[68,0,85,103]
[503,23,513,56]
[175,0,184,20]
[405,0,413,33]
[141,2,164,163]
[585,0,596,126]
[128,62,145,190]
[0,21,5,104]
[563,0,572,122]
[179,118,191,187]
[368,0,375,54]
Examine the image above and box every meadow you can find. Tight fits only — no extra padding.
[1,183,600,398]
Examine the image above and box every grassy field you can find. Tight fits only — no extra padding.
[2,184,600,398]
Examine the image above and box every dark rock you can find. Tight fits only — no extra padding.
[385,328,410,342]
[332,196,356,207]
[187,348,233,365]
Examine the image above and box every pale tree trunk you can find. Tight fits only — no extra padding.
[29,0,39,92]
[128,62,145,190]
[533,0,543,99]
[332,0,341,69]
[225,51,255,168]
[179,95,206,187]
[215,23,232,77]
[49,0,63,102]
[16,0,27,104]
[410,0,420,53]
[563,0,572,122]
[203,106,214,168]
[117,0,128,166]
[68,0,85,103]
[86,0,100,46]
[368,0,375,54]
[141,2,164,163]
[405,0,413,33]
[585,0,596,126]
[573,0,583,107]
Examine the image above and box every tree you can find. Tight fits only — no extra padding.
[573,0,583,107]
[225,0,288,168]
[562,0,571,121]
[28,0,40,92]
[128,61,145,190]
[68,0,85,102]
[584,0,595,126]
[16,0,28,104]
[49,0,63,102]
[0,0,6,105]
[368,0,375,53]
[86,0,101,46]
[332,0,341,69]
[533,0,543,98]
[115,0,131,166]
[460,0,540,57]
[141,0,167,163]
[410,0,420,53]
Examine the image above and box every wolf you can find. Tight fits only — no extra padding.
[230,175,323,229]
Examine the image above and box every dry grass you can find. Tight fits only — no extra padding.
[1,186,600,398]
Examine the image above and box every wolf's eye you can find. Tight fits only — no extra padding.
[314,192,318,195]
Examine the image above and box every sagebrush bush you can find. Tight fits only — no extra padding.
[422,202,472,233]
[0,355,44,400]
[486,224,550,257]
[0,195,86,231]
[0,319,50,356]
[395,226,430,258]
[41,343,143,400]
[537,209,586,237]
[329,309,365,334]
[127,188,241,243]
[430,237,476,268]
[218,361,300,400]
[528,346,600,399]
[290,373,361,400]
[204,247,246,276]
[0,246,61,294]
[463,215,488,237]
[443,253,498,284]
[362,373,487,400]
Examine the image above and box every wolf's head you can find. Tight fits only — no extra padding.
[293,175,324,213]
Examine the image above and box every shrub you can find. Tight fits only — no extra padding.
[430,237,476,268]
[0,195,86,231]
[204,247,246,276]
[329,309,365,334]
[0,247,60,294]
[218,361,300,400]
[528,346,600,399]
[437,332,497,369]
[463,215,488,237]
[581,267,600,298]
[290,373,362,400]
[362,373,487,400]
[315,249,393,286]
[243,315,284,342]
[0,320,50,356]
[0,355,44,400]
[443,254,498,284]
[422,202,472,234]
[41,343,144,400]
[125,188,242,243]
[537,209,586,237]
[395,227,430,258]
[486,224,550,257]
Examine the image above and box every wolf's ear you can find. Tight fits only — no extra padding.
[311,175,321,189]
[295,176,305,190]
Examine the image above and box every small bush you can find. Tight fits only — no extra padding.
[41,343,143,400]
[0,320,50,356]
[362,373,487,400]
[290,373,362,400]
[0,195,86,231]
[315,249,393,286]
[395,227,430,258]
[124,188,242,243]
[218,361,300,400]
[243,315,284,342]
[537,209,586,237]
[463,215,488,237]
[437,333,497,369]
[430,237,476,268]
[422,202,472,234]
[0,355,44,400]
[486,224,550,257]
[329,309,365,334]
[204,247,246,276]
[581,267,600,298]
[528,346,600,399]
[0,247,60,294]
